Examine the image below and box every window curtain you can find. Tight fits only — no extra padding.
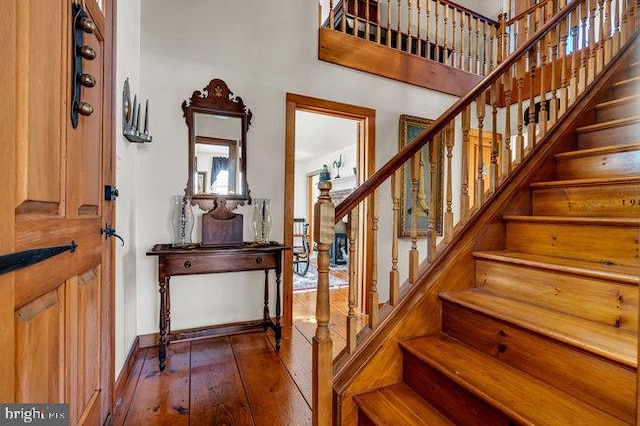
[211,157,229,186]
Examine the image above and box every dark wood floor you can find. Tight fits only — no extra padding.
[111,286,365,425]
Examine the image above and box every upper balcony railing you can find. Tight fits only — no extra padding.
[313,0,638,424]
[320,0,503,77]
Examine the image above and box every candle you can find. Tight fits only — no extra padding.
[135,98,141,133]
[144,99,149,134]
[131,95,138,131]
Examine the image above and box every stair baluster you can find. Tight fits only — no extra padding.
[435,1,440,62]
[490,84,499,193]
[452,7,457,68]
[467,14,480,74]
[427,137,437,262]
[426,0,432,60]
[417,0,422,56]
[347,210,358,353]
[516,56,526,163]
[461,106,471,220]
[528,47,537,152]
[396,0,402,50]
[502,67,513,176]
[390,172,400,304]
[409,153,420,283]
[540,21,549,137]
[475,93,486,208]
[369,191,380,329]
[458,10,463,69]
[329,0,334,30]
[444,124,454,243]
[386,0,391,46]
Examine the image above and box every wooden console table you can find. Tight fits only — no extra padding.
[146,242,288,371]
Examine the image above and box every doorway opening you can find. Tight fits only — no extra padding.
[283,94,375,354]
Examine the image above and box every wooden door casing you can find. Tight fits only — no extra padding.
[1,0,114,424]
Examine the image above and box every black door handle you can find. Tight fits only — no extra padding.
[101,225,124,246]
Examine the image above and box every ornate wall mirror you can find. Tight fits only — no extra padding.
[182,79,252,211]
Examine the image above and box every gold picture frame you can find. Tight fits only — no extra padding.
[398,114,445,238]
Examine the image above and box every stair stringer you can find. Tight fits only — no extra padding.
[332,41,638,426]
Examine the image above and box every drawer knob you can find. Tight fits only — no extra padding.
[255,256,263,264]
[184,261,192,268]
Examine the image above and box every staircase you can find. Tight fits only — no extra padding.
[353,53,640,425]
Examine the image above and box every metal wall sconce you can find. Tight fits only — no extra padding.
[122,78,152,143]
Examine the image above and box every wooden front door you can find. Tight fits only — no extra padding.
[0,0,114,424]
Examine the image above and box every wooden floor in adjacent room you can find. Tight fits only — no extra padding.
[111,286,365,425]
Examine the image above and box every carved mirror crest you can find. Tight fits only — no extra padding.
[182,79,252,212]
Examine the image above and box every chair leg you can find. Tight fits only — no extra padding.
[300,260,309,276]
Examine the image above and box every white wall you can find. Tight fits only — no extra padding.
[294,111,359,220]
[135,0,507,335]
[114,0,141,378]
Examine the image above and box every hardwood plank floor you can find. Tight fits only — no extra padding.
[111,287,364,425]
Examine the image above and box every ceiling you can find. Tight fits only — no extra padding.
[295,111,359,163]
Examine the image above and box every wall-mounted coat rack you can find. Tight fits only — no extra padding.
[122,78,152,143]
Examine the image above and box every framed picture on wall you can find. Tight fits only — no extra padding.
[398,114,446,238]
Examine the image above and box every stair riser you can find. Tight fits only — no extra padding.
[442,303,635,424]
[476,259,638,331]
[506,221,640,267]
[596,100,640,122]
[613,81,640,98]
[357,411,376,426]
[555,149,640,180]
[577,121,640,149]
[626,62,639,79]
[532,183,640,217]
[402,351,515,426]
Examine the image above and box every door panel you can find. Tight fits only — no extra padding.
[15,288,65,403]
[68,17,104,217]
[15,0,66,212]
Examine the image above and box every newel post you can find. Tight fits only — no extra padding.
[312,181,335,426]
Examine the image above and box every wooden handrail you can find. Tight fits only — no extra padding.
[507,0,553,25]
[436,0,499,27]
[334,0,582,222]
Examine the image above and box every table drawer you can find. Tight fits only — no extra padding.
[164,253,278,275]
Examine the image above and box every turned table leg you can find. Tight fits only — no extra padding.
[158,275,169,371]
[275,266,282,351]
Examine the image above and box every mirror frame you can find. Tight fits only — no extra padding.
[182,78,252,211]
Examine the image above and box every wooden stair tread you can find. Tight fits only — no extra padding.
[400,336,627,425]
[474,250,640,285]
[503,214,640,226]
[439,289,637,367]
[575,116,640,133]
[612,75,640,88]
[354,383,454,426]
[595,94,640,109]
[554,141,640,159]
[530,175,640,188]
